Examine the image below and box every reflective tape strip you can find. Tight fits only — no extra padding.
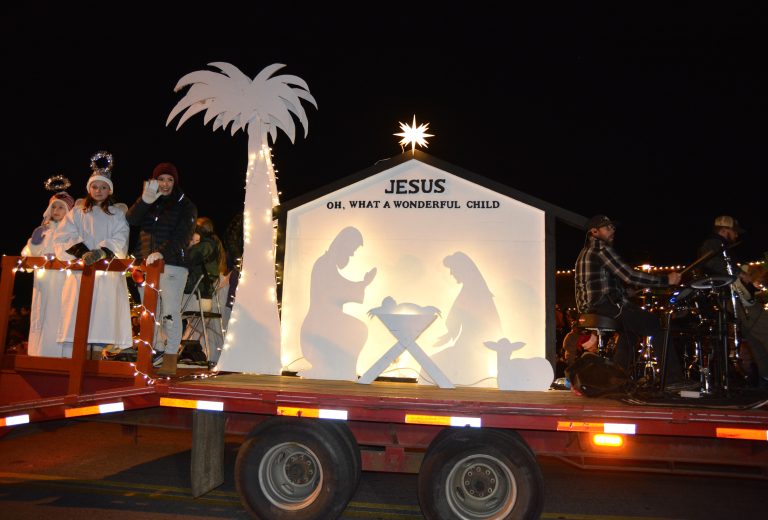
[277,406,348,420]
[0,414,30,427]
[557,421,636,434]
[319,409,348,420]
[65,402,125,418]
[604,423,636,434]
[160,397,224,411]
[716,427,768,441]
[405,414,481,428]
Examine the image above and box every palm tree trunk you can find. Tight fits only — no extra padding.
[215,129,282,373]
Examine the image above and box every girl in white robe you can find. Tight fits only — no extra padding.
[53,171,132,358]
[22,189,75,356]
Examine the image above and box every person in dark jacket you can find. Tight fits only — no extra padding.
[184,222,220,299]
[126,162,197,375]
[697,215,768,389]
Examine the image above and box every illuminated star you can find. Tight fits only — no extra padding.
[394,115,434,155]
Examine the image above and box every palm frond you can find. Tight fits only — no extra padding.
[167,62,316,144]
[252,63,288,83]
[207,62,251,82]
[174,100,209,129]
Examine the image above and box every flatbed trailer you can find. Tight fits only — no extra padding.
[2,256,768,519]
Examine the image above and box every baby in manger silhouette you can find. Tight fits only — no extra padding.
[359,296,452,387]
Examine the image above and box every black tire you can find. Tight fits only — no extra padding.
[320,420,362,489]
[235,417,356,520]
[417,428,544,520]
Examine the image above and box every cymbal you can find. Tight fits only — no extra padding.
[688,275,736,290]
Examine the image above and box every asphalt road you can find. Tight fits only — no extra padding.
[0,420,765,519]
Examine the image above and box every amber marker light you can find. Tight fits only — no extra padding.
[592,433,624,447]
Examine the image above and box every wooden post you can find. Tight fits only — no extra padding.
[190,409,225,498]
[68,264,95,396]
[135,261,163,383]
[0,256,19,368]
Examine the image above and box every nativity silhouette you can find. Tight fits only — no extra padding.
[299,227,376,380]
[484,338,554,391]
[421,251,502,387]
[298,239,552,390]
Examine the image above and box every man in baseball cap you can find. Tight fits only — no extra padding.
[575,213,684,387]
[584,214,619,233]
[713,215,745,234]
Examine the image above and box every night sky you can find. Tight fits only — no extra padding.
[3,6,767,277]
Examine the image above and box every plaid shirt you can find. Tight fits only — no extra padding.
[575,236,669,313]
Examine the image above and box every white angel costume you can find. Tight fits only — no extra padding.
[53,200,133,356]
[22,217,68,357]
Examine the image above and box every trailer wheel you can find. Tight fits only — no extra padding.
[321,420,362,488]
[417,429,543,520]
[235,418,355,520]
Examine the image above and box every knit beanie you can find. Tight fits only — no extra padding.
[43,175,75,220]
[50,191,75,210]
[152,162,179,185]
[87,173,113,192]
[42,194,74,221]
[86,151,114,192]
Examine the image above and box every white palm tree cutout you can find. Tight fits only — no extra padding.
[168,62,317,374]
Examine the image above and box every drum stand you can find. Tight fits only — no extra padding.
[692,337,715,394]
[658,310,674,392]
[658,245,742,396]
[633,336,658,387]
[659,278,737,396]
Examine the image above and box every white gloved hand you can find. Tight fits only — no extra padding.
[146,252,164,265]
[141,179,160,204]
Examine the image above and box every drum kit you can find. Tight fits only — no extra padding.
[634,244,752,396]
[659,274,743,395]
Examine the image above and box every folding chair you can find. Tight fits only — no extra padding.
[181,274,225,363]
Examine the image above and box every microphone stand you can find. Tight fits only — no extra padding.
[658,309,673,393]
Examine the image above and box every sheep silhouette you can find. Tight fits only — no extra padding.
[484,338,554,391]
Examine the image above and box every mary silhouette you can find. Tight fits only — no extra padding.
[426,251,502,386]
[300,227,377,380]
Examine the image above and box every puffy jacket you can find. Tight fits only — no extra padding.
[126,189,197,267]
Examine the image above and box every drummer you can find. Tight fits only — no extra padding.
[575,215,684,384]
[697,215,768,389]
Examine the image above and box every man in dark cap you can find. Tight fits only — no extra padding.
[697,215,768,389]
[574,215,683,385]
